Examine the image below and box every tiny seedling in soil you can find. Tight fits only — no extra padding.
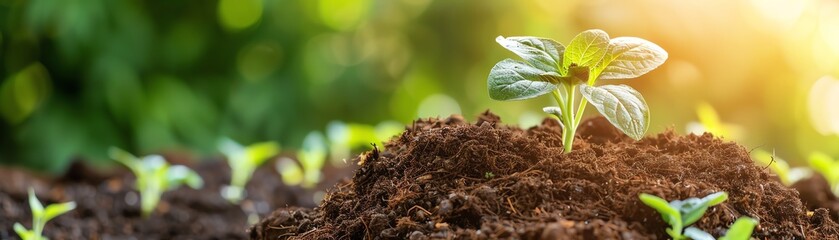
[109,147,204,217]
[639,192,758,240]
[809,152,839,195]
[13,189,76,240]
[218,138,280,203]
[275,131,328,188]
[750,149,811,186]
[488,29,667,152]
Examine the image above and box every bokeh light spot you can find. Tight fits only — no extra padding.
[318,0,370,31]
[0,63,51,124]
[417,94,461,118]
[218,0,263,31]
[237,40,283,82]
[809,76,839,135]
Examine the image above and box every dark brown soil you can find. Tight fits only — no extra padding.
[794,174,839,221]
[250,112,839,239]
[0,156,354,240]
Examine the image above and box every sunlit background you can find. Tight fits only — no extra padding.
[1,0,838,173]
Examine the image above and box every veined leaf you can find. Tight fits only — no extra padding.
[487,59,556,101]
[595,37,668,81]
[496,36,564,72]
[563,29,610,70]
[579,85,649,140]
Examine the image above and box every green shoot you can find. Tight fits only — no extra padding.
[275,131,328,188]
[750,149,811,186]
[640,192,758,240]
[809,152,839,195]
[218,138,280,203]
[639,192,727,239]
[488,29,667,152]
[109,147,204,217]
[13,188,76,240]
[326,120,403,163]
[686,102,743,139]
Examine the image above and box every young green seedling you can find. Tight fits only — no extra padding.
[750,149,811,186]
[488,29,667,152]
[809,152,839,195]
[275,132,328,188]
[13,189,76,240]
[109,147,204,217]
[299,131,328,188]
[639,192,758,240]
[218,138,280,203]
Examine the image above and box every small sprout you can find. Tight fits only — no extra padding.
[276,132,328,188]
[639,192,757,240]
[809,152,839,195]
[14,188,76,240]
[686,102,744,139]
[109,147,204,217]
[750,149,811,186]
[488,30,667,152]
[218,138,280,203]
[484,172,495,179]
[299,132,328,188]
[327,120,404,163]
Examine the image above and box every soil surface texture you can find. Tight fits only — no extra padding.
[794,174,839,221]
[0,156,353,239]
[251,112,839,239]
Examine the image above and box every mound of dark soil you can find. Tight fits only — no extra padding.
[0,157,353,239]
[794,174,839,221]
[250,112,839,239]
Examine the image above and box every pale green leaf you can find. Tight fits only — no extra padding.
[542,106,563,119]
[596,37,668,80]
[809,152,839,184]
[719,217,758,240]
[28,189,43,216]
[166,165,204,189]
[14,223,34,240]
[42,201,76,222]
[673,192,727,226]
[579,85,649,140]
[300,131,327,171]
[244,141,280,167]
[639,193,681,229]
[496,36,564,72]
[562,29,610,70]
[276,157,304,186]
[109,147,141,174]
[487,59,556,101]
[684,227,715,240]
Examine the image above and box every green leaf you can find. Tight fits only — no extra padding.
[673,192,728,226]
[542,106,563,119]
[684,227,715,240]
[244,141,280,167]
[487,59,557,101]
[809,152,838,184]
[562,29,610,70]
[595,37,668,81]
[639,193,681,229]
[42,201,76,222]
[495,36,565,72]
[720,217,758,240]
[579,85,649,140]
[14,223,34,240]
[109,147,141,174]
[276,157,304,185]
[166,165,204,189]
[28,189,44,217]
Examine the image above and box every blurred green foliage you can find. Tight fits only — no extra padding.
[2,0,839,173]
